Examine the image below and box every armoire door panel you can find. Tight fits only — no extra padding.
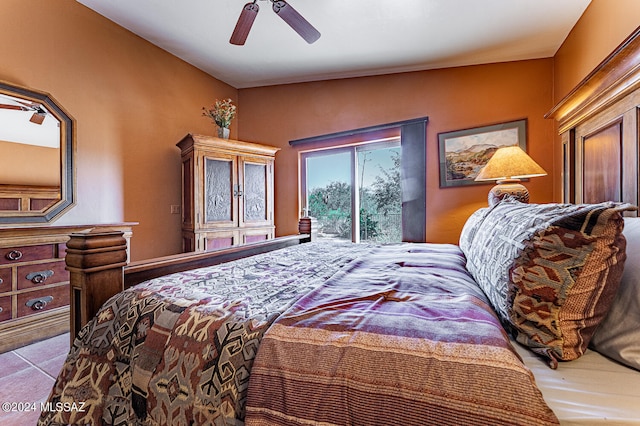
[204,156,237,226]
[244,162,268,222]
[240,157,273,227]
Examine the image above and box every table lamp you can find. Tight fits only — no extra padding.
[474,145,547,205]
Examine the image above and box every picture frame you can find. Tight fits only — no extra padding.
[438,119,527,188]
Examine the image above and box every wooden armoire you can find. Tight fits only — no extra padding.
[177,134,279,252]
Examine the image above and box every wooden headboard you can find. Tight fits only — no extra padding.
[546,26,640,211]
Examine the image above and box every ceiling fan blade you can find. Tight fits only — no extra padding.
[272,1,320,44]
[0,103,45,124]
[29,112,45,125]
[230,1,260,45]
[0,104,26,111]
[0,99,41,111]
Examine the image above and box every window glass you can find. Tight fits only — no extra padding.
[302,139,401,243]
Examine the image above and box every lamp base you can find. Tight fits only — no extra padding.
[488,179,529,206]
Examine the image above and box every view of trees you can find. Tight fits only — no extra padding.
[308,151,401,242]
[371,151,401,215]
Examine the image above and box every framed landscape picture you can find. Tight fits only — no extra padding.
[438,119,527,188]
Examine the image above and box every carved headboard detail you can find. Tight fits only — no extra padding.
[546,26,640,209]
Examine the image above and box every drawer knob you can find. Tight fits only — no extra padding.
[26,296,53,311]
[6,250,23,261]
[26,270,54,284]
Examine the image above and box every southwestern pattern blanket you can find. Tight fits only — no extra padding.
[40,241,557,425]
[39,241,372,426]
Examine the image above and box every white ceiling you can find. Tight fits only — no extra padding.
[76,0,592,89]
[0,94,60,148]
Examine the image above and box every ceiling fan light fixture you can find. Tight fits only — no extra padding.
[0,98,47,125]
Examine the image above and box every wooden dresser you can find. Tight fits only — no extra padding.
[177,134,279,252]
[0,223,134,352]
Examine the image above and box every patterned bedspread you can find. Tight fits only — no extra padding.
[245,243,559,425]
[39,241,373,426]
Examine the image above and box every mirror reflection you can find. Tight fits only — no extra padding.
[0,81,74,224]
[0,93,61,212]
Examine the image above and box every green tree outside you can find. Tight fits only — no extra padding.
[307,151,401,243]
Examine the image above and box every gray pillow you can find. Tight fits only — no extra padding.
[590,217,640,371]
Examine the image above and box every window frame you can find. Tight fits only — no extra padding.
[292,117,427,242]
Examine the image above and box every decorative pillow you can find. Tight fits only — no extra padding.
[460,199,634,368]
[589,217,640,371]
[458,205,492,253]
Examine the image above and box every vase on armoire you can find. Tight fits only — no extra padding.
[217,127,230,139]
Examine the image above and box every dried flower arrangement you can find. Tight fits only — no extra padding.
[202,98,236,129]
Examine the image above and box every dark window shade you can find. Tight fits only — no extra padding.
[400,120,427,242]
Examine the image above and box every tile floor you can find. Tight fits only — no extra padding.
[0,333,70,426]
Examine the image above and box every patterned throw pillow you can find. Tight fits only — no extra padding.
[460,199,635,368]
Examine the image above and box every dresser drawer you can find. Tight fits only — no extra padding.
[0,244,57,265]
[16,285,69,318]
[0,296,11,321]
[0,268,10,293]
[17,260,68,290]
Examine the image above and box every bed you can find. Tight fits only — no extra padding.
[39,200,640,426]
[40,28,640,426]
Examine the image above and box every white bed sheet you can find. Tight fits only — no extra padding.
[514,341,640,425]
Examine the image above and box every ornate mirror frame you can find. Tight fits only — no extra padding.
[0,80,75,224]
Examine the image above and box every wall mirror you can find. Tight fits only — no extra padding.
[0,80,75,224]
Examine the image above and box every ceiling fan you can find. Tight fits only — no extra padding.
[0,97,47,125]
[230,0,321,46]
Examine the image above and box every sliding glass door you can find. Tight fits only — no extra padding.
[357,142,401,242]
[304,150,353,241]
[301,139,401,243]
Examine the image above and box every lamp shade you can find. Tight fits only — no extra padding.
[475,146,547,181]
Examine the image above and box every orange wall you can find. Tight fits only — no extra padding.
[553,0,640,103]
[238,0,640,245]
[0,141,59,186]
[0,0,237,260]
[551,0,640,200]
[239,60,555,244]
